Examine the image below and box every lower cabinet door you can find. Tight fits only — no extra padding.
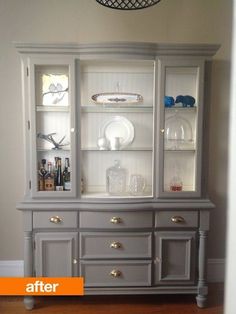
[154,231,196,285]
[35,232,78,277]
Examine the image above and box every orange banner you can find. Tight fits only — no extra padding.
[0,277,84,296]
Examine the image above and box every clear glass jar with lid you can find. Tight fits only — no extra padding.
[106,160,126,195]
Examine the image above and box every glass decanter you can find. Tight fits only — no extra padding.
[106,160,126,195]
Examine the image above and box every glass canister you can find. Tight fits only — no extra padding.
[106,160,126,195]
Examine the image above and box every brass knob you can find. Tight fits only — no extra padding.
[110,242,122,249]
[110,217,122,224]
[73,259,77,264]
[171,216,185,223]
[49,216,62,224]
[110,269,122,278]
[160,128,165,133]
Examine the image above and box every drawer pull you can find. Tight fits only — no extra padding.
[110,241,122,249]
[110,217,122,224]
[110,269,122,278]
[171,216,185,224]
[73,259,78,264]
[49,216,62,224]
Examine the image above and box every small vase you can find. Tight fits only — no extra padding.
[110,137,122,150]
[97,137,109,150]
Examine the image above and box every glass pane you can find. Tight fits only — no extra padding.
[35,65,71,192]
[165,67,198,101]
[164,152,196,192]
[163,66,199,193]
[36,66,69,107]
[42,73,68,106]
[80,60,154,198]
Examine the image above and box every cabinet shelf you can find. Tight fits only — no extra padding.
[36,105,70,112]
[81,105,153,113]
[81,192,153,199]
[164,149,196,153]
[37,147,71,152]
[164,185,195,192]
[81,147,153,152]
[165,106,197,112]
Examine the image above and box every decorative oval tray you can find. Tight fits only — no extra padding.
[92,92,143,104]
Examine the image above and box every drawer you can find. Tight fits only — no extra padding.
[33,211,78,229]
[80,211,153,229]
[155,211,198,228]
[81,260,151,287]
[80,232,152,259]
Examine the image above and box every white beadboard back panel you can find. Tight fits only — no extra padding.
[37,150,71,168]
[36,111,71,150]
[164,151,196,192]
[35,65,69,107]
[81,112,153,149]
[80,60,154,106]
[81,151,153,195]
[79,60,155,197]
[165,67,198,101]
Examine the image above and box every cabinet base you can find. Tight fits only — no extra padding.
[23,293,207,310]
[24,296,35,310]
[196,295,207,308]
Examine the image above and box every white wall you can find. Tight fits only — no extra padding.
[0,0,232,260]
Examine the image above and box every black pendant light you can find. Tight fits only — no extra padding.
[96,0,161,10]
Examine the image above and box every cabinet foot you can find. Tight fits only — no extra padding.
[196,295,207,308]
[24,296,35,310]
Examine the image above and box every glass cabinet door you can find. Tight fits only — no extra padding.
[29,58,76,197]
[79,60,155,198]
[157,58,204,197]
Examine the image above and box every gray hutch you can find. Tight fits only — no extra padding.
[16,42,219,310]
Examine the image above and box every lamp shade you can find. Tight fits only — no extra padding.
[96,0,161,10]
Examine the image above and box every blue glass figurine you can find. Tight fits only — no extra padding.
[164,96,175,107]
[175,95,195,107]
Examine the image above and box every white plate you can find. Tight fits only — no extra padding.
[100,116,134,148]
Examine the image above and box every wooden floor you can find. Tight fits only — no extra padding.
[0,284,223,314]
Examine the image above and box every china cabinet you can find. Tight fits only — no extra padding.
[16,42,219,310]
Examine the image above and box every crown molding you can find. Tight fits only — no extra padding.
[14,42,220,58]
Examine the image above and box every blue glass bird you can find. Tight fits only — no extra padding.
[164,96,175,107]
